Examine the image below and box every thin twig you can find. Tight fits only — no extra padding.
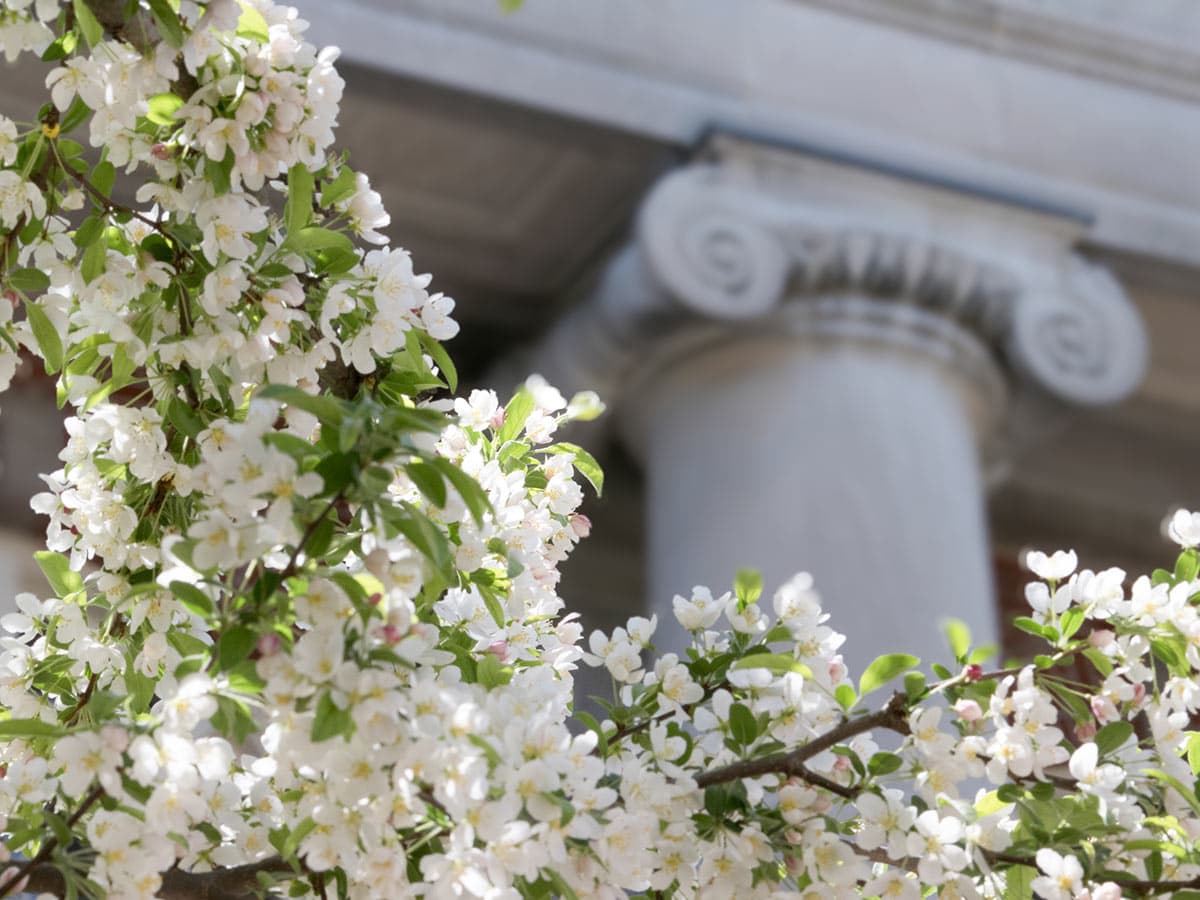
[694,692,912,789]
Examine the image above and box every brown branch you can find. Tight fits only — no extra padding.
[25,855,296,900]
[0,785,105,899]
[80,0,159,53]
[51,142,196,264]
[61,672,99,727]
[694,692,911,789]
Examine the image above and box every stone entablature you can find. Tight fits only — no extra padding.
[305,0,1200,266]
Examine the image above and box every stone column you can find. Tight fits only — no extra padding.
[528,134,1147,674]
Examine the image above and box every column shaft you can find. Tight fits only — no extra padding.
[631,308,998,673]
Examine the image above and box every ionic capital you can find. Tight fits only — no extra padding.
[507,133,1147,423]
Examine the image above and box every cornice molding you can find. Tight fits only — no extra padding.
[798,0,1200,104]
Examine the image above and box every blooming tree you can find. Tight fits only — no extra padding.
[1,2,1200,899]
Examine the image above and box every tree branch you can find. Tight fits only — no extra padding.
[25,855,296,900]
[0,785,105,899]
[694,692,911,789]
[80,0,159,53]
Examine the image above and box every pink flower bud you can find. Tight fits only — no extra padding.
[828,656,847,683]
[256,632,282,658]
[1074,720,1097,742]
[953,699,983,722]
[1088,628,1116,648]
[832,755,850,772]
[150,143,171,160]
[490,409,506,431]
[813,794,833,814]
[381,625,402,644]
[368,592,383,607]
[1132,683,1147,706]
[1090,695,1117,724]
[486,640,509,661]
[962,664,983,682]
[570,514,592,539]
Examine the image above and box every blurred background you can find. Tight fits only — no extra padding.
[1,0,1198,692]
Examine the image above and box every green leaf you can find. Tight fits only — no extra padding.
[1003,864,1036,900]
[34,551,82,597]
[974,790,1010,816]
[282,226,355,257]
[496,388,534,445]
[24,302,63,374]
[389,502,454,578]
[834,683,856,711]
[41,32,78,62]
[146,92,184,126]
[320,165,357,208]
[544,442,603,497]
[169,581,214,618]
[205,151,233,195]
[904,670,927,701]
[0,717,66,739]
[7,267,50,293]
[166,398,204,440]
[858,653,919,697]
[1176,549,1199,583]
[942,618,970,661]
[1028,781,1056,801]
[74,215,104,248]
[285,163,314,234]
[73,0,104,47]
[417,332,458,393]
[311,691,354,742]
[216,625,257,672]
[1082,646,1114,678]
[257,384,345,428]
[734,568,763,607]
[237,0,271,42]
[430,457,491,525]
[967,642,998,665]
[282,817,317,860]
[60,97,91,135]
[405,460,446,509]
[867,751,903,776]
[729,653,812,679]
[728,702,757,748]
[1095,721,1134,758]
[996,783,1023,803]
[477,653,513,689]
[147,0,185,48]
[81,237,107,284]
[1144,768,1200,818]
[1012,616,1056,641]
[574,711,608,757]
[477,584,507,629]
[90,160,115,197]
[1058,606,1085,642]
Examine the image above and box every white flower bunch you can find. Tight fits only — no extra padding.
[1,2,1200,899]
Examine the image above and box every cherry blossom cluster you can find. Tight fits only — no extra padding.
[2,2,1200,900]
